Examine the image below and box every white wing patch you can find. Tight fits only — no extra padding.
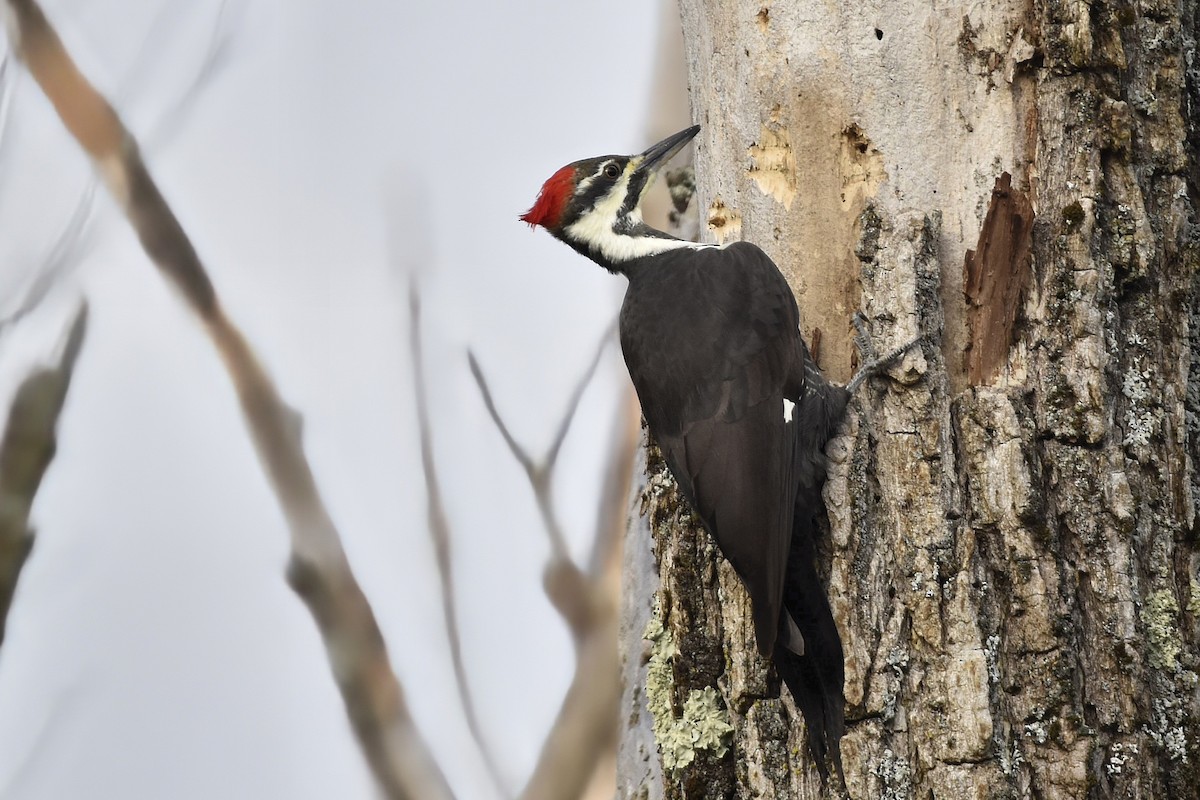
[783,398,796,423]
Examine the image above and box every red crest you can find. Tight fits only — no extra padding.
[520,164,576,229]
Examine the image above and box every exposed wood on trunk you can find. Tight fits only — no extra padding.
[963,172,1034,385]
[620,2,1200,798]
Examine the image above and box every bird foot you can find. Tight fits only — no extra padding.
[851,311,876,361]
[846,312,924,394]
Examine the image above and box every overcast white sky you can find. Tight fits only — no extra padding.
[0,1,676,797]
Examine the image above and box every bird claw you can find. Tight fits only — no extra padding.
[851,311,876,363]
[846,313,924,394]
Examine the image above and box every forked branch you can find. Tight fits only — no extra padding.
[467,317,617,569]
[467,325,634,800]
[519,386,637,800]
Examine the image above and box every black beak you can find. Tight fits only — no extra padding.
[636,125,700,174]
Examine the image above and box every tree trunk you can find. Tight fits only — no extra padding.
[618,2,1200,798]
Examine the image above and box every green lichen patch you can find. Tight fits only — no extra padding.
[1188,580,1200,619]
[644,613,734,773]
[1142,589,1182,671]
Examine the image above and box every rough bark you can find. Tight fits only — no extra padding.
[618,2,1200,798]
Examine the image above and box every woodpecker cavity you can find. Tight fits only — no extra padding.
[522,124,920,786]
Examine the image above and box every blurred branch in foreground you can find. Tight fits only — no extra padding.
[409,282,510,799]
[0,304,86,651]
[0,188,93,338]
[0,2,237,335]
[468,329,638,800]
[3,2,452,798]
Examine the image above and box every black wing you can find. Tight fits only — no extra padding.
[620,241,850,783]
[619,242,805,654]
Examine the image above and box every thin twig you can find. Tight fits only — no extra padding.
[137,0,242,152]
[466,321,630,799]
[0,54,15,151]
[467,351,567,561]
[0,678,81,797]
[517,383,636,800]
[587,387,639,578]
[0,2,233,335]
[3,3,452,797]
[0,185,94,337]
[543,317,619,474]
[409,281,510,800]
[0,303,87,649]
[467,351,537,477]
[467,321,617,562]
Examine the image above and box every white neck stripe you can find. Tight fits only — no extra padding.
[567,225,716,262]
[563,171,716,263]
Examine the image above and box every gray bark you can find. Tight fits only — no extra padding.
[618,2,1200,798]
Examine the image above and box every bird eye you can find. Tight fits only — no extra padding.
[603,163,620,179]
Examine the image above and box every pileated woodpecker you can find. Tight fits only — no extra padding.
[521,125,913,784]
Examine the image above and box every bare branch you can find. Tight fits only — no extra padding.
[0,54,15,150]
[137,0,243,152]
[464,319,633,799]
[467,321,617,563]
[0,679,80,797]
[518,384,636,800]
[468,351,568,562]
[587,387,639,579]
[518,604,620,800]
[0,185,94,337]
[543,317,618,474]
[4,3,452,797]
[0,303,86,649]
[467,351,537,477]
[467,320,630,799]
[0,2,233,334]
[409,282,510,800]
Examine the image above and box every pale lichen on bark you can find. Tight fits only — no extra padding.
[643,612,734,774]
[637,439,738,799]
[618,1,1200,797]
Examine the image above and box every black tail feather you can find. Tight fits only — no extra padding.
[773,510,845,786]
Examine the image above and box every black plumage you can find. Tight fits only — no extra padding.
[620,242,848,782]
[522,125,855,783]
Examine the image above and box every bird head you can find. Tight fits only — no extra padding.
[520,125,700,269]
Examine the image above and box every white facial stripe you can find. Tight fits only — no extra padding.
[567,168,631,237]
[564,163,716,263]
[783,398,796,422]
[577,159,617,193]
